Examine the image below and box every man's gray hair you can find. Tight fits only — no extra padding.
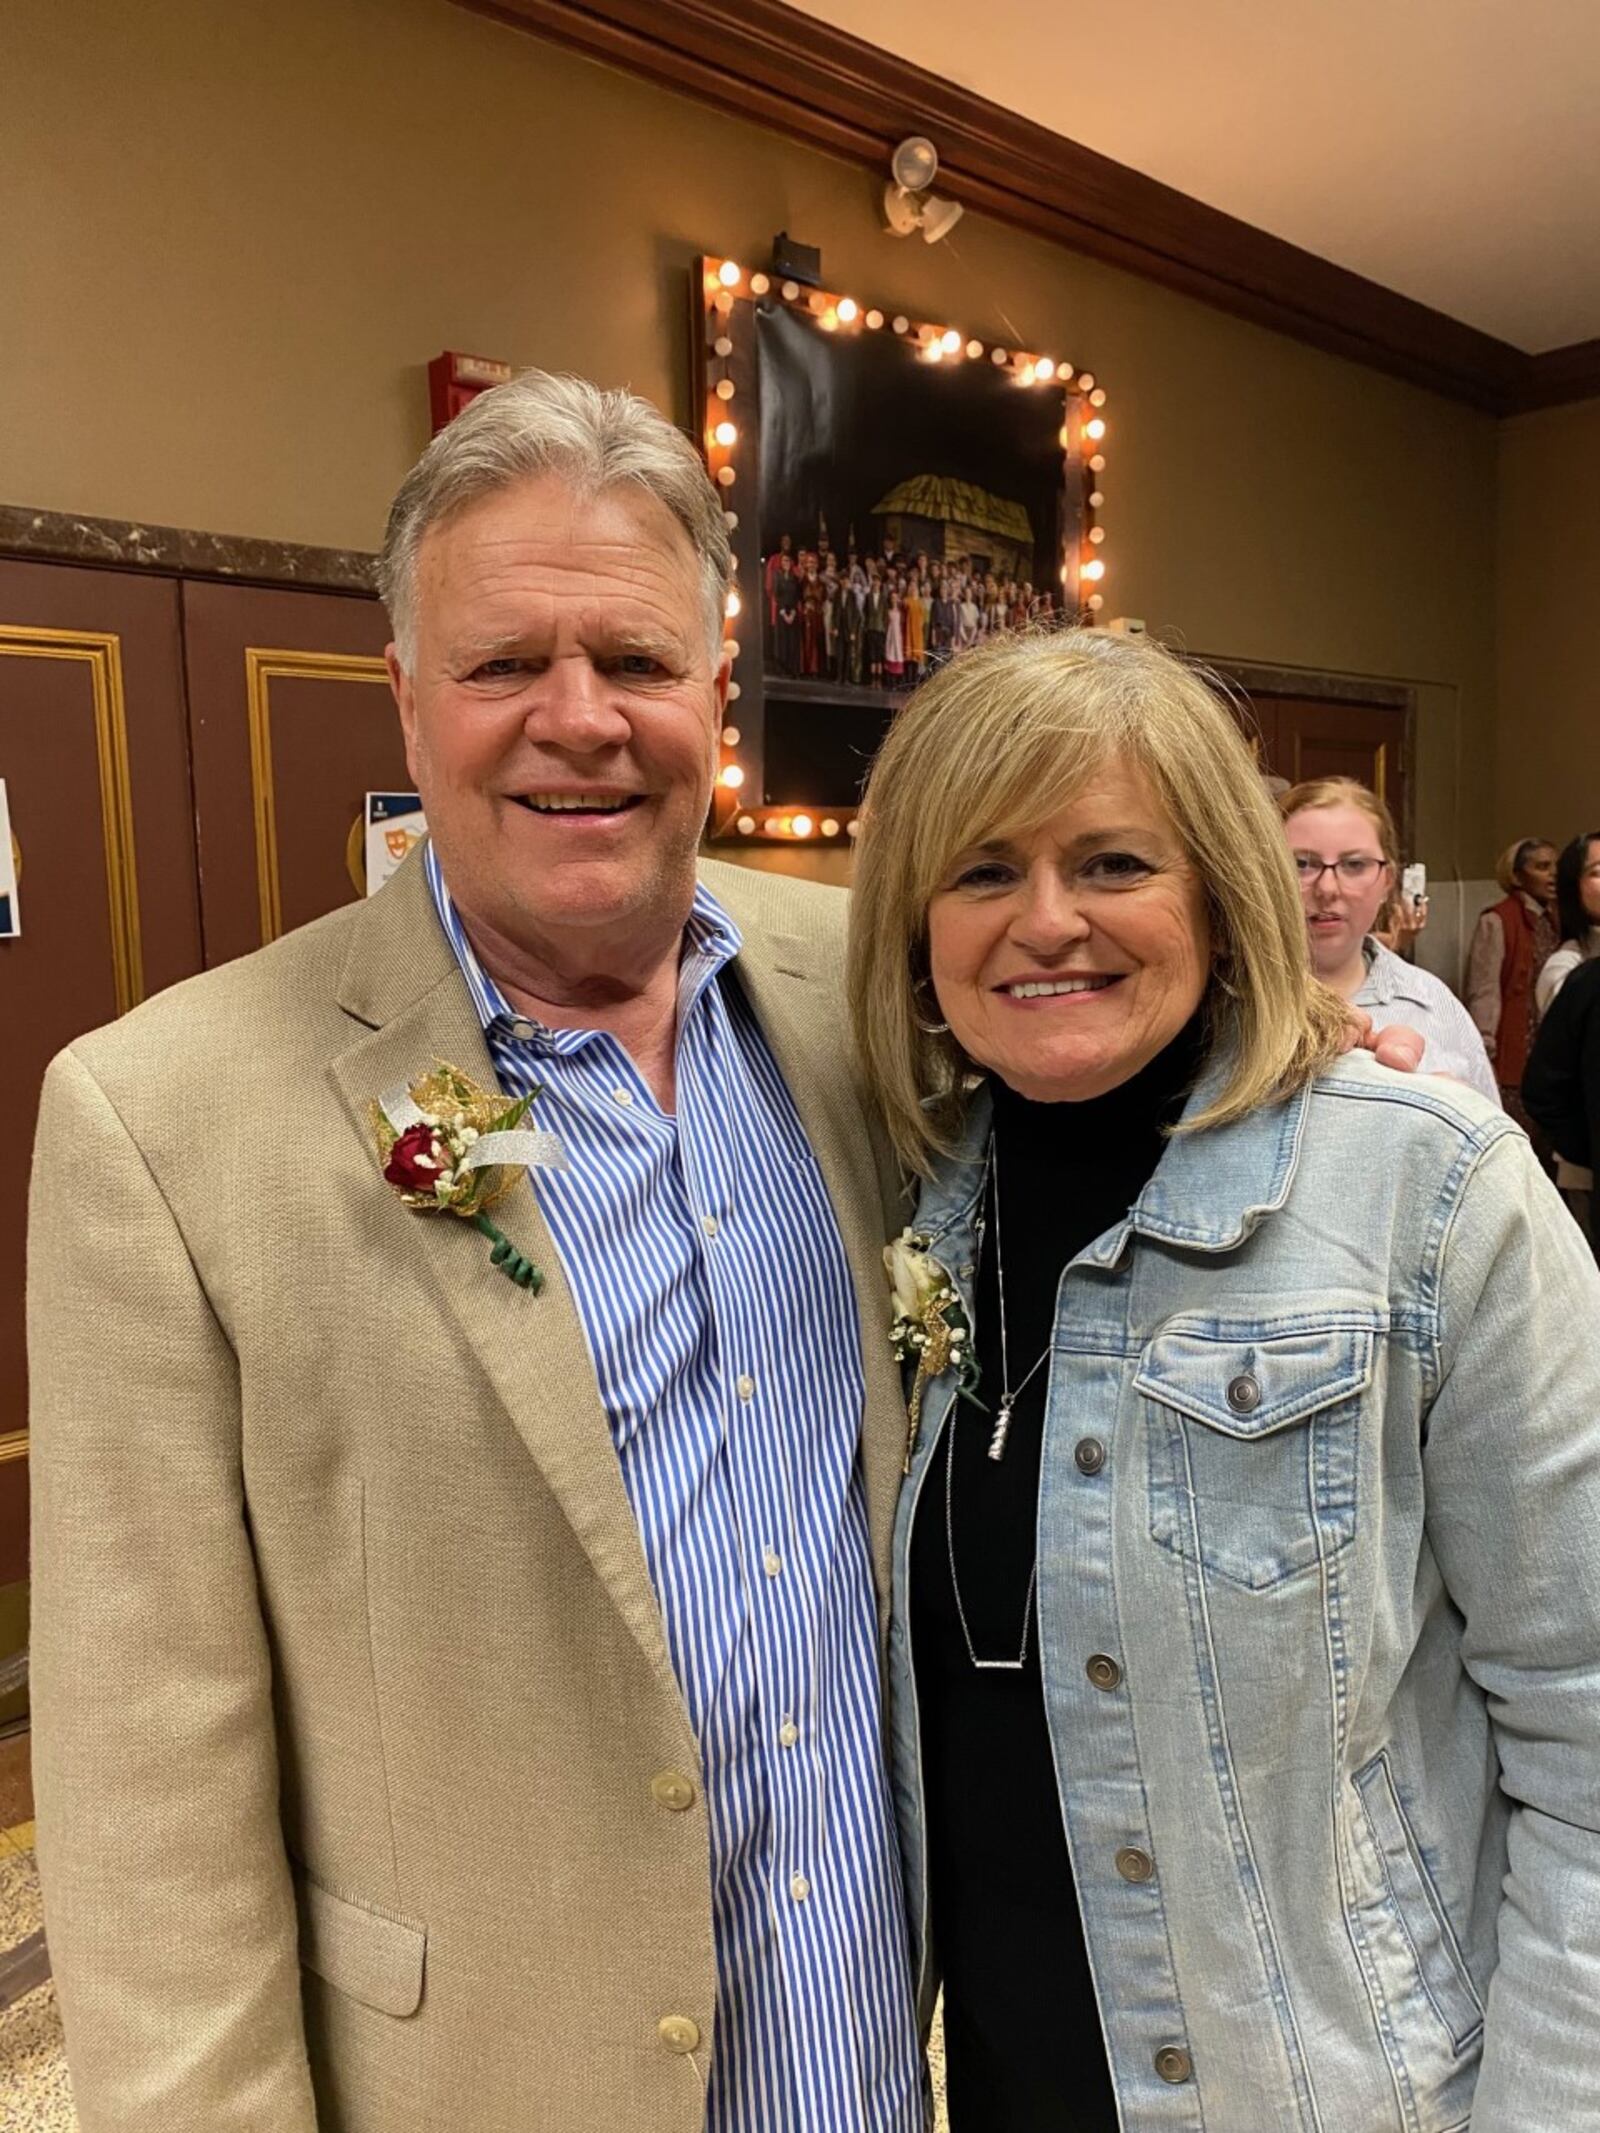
[378,369,732,669]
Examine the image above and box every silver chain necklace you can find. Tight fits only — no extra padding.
[941,1137,1050,1672]
[987,1140,1053,1462]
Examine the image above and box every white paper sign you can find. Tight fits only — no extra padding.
[365,792,426,896]
[0,780,18,939]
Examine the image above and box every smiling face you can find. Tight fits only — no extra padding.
[387,473,726,991]
[1283,801,1391,983]
[926,759,1213,1102]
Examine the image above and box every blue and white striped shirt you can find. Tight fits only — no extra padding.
[424,846,922,2131]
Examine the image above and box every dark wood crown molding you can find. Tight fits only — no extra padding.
[456,0,1599,416]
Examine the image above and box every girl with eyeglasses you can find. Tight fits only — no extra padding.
[1280,777,1499,1102]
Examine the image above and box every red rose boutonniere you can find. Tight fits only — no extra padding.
[370,1062,567,1290]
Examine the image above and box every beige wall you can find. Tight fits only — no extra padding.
[1496,397,1600,854]
[6,0,1501,875]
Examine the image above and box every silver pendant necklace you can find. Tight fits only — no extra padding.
[940,1134,1050,1672]
[987,1139,1053,1461]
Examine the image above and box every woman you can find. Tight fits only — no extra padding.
[848,630,1600,2132]
[1279,776,1497,1102]
[1536,827,1600,1014]
[1466,835,1558,1118]
[1529,829,1600,1244]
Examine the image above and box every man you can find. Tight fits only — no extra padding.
[30,373,922,2131]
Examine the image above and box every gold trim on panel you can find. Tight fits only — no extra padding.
[0,1433,27,1466]
[243,649,390,944]
[1372,743,1388,804]
[0,625,144,1012]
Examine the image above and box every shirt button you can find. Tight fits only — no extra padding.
[779,1720,799,1747]
[1227,1372,1262,1414]
[789,1873,811,1902]
[736,1374,755,1401]
[509,1018,538,1042]
[1086,1653,1122,1691]
[658,2015,700,2055]
[701,1214,720,1239]
[650,1770,696,1812]
[612,1087,633,1107]
[763,1549,782,1577]
[1154,2045,1193,2084]
[1115,1846,1155,1883]
[1074,1436,1107,1475]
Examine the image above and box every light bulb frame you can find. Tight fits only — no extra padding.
[697,254,1109,846]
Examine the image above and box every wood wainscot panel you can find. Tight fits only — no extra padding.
[182,582,403,965]
[0,558,203,1586]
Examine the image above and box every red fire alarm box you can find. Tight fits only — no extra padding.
[428,351,513,434]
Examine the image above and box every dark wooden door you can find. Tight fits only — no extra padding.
[182,582,404,968]
[0,559,204,1685]
[1245,693,1408,845]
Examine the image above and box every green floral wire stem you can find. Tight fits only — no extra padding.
[471,1212,544,1292]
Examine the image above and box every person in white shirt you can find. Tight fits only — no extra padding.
[1536,829,1600,1014]
[1280,776,1499,1104]
[1533,828,1600,1232]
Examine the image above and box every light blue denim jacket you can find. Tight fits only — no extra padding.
[889,1050,1600,2132]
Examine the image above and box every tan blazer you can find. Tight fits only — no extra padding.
[28,853,909,2133]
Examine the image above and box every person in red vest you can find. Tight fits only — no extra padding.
[1467,835,1558,1125]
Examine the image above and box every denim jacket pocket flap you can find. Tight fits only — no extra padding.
[1134,1318,1378,1440]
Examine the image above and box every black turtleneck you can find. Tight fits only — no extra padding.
[910,1019,1205,2132]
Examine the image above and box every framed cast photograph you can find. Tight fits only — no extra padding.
[694,256,1109,848]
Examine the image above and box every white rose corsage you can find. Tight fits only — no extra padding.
[884,1228,981,1471]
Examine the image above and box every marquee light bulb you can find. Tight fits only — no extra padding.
[715,378,735,401]
[1082,557,1106,581]
[722,725,741,746]
[892,315,909,334]
[713,335,733,358]
[866,309,884,329]
[715,420,738,446]
[1088,526,1106,544]
[791,813,814,838]
[1085,418,1107,440]
[941,329,961,353]
[717,466,736,486]
[1035,358,1056,381]
[992,347,1009,365]
[838,297,859,323]
[966,339,983,359]
[1077,371,1096,390]
[821,817,840,837]
[1087,593,1104,611]
[749,272,770,296]
[1090,388,1107,407]
[720,764,745,789]
[737,814,756,834]
[727,680,741,699]
[725,589,741,616]
[926,343,944,362]
[718,260,742,287]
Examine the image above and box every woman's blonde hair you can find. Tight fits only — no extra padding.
[847,629,1349,1176]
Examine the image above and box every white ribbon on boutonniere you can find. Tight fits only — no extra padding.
[884,1228,981,1471]
[371,1061,568,1291]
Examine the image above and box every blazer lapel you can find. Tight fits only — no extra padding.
[723,916,909,1644]
[327,860,678,1691]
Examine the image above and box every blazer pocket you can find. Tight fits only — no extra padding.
[296,1868,427,2018]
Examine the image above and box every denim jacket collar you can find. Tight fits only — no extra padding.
[913,1051,1312,1266]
